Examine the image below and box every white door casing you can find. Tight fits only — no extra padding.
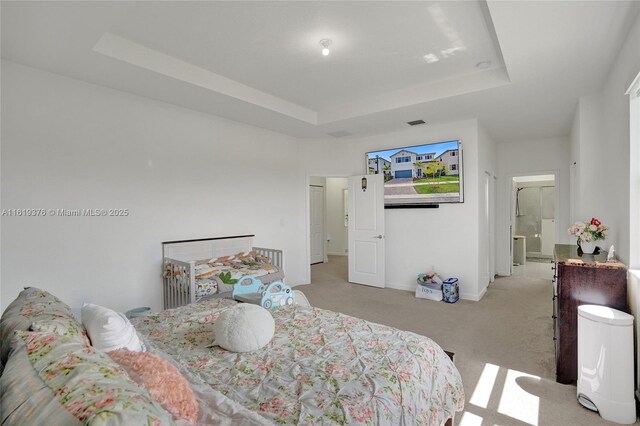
[348,174,385,288]
[310,185,325,264]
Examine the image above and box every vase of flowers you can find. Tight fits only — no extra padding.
[568,218,608,254]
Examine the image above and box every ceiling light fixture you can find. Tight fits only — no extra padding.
[319,39,332,56]
[476,60,491,69]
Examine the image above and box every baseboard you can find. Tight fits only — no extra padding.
[461,286,487,302]
[386,281,415,292]
[326,252,348,257]
[479,286,487,299]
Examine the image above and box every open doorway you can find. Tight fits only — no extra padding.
[511,174,556,279]
[308,176,349,283]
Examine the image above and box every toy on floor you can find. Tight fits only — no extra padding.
[442,278,459,303]
[232,275,294,309]
[417,272,443,286]
[416,271,443,301]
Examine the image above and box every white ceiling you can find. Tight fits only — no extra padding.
[2,1,638,142]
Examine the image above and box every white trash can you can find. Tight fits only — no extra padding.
[577,304,636,424]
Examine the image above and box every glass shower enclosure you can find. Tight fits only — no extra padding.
[514,183,555,259]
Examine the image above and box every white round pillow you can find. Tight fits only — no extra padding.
[211,304,275,353]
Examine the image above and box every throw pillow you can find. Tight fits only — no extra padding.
[211,304,274,353]
[81,303,144,352]
[108,349,198,424]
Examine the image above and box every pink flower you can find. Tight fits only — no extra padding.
[93,397,114,409]
[297,374,311,384]
[257,361,273,372]
[308,334,323,345]
[348,404,373,422]
[397,370,412,382]
[568,218,607,242]
[259,396,291,418]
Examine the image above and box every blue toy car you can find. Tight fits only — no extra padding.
[260,281,294,309]
[232,276,263,298]
[232,276,294,309]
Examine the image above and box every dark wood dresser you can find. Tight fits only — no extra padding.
[552,244,628,384]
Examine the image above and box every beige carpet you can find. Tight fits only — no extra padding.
[299,256,637,426]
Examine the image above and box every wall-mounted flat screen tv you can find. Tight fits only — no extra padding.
[366,140,463,207]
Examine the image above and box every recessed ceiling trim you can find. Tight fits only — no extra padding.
[327,130,353,138]
[480,0,511,81]
[318,67,511,124]
[93,32,318,125]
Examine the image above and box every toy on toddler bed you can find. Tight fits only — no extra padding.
[232,276,294,309]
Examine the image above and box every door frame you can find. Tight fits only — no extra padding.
[303,174,349,284]
[501,169,560,275]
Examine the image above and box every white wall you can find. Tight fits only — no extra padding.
[309,176,326,187]
[600,12,640,268]
[1,60,308,313]
[569,109,580,223]
[570,11,640,267]
[496,137,570,275]
[325,177,348,256]
[304,120,484,300]
[572,95,603,220]
[631,88,640,269]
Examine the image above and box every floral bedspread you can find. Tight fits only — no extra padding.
[134,300,464,425]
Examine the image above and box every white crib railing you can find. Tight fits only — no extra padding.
[163,259,195,309]
[163,246,283,310]
[254,247,283,275]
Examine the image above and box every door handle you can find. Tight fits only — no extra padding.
[374,235,384,239]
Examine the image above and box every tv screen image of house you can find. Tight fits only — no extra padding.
[366,140,463,206]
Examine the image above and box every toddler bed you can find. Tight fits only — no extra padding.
[163,235,283,309]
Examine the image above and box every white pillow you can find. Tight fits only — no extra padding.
[211,304,274,353]
[81,303,144,352]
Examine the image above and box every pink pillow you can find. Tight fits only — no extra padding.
[108,349,198,423]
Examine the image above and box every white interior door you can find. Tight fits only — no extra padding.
[310,185,325,264]
[348,174,385,287]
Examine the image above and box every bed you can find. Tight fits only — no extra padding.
[1,287,465,426]
[134,298,465,425]
[163,235,284,309]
